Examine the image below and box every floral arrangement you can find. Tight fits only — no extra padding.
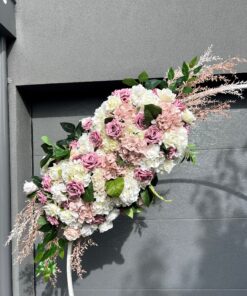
[6,47,247,288]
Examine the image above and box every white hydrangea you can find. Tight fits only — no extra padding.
[157,88,176,103]
[78,133,94,154]
[50,183,67,203]
[81,224,98,237]
[99,221,113,233]
[92,168,107,202]
[105,95,121,112]
[182,109,196,124]
[132,87,158,108]
[141,144,164,170]
[59,210,77,225]
[93,102,107,131]
[92,198,113,215]
[61,161,91,186]
[119,171,140,206]
[160,159,176,174]
[106,209,120,222]
[43,204,60,217]
[23,181,38,195]
[163,127,188,156]
[48,163,62,181]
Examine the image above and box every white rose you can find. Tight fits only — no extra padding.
[163,127,188,156]
[78,134,94,154]
[157,88,176,103]
[63,227,81,241]
[81,225,97,237]
[99,221,113,233]
[48,164,62,181]
[23,181,38,195]
[182,109,196,124]
[59,210,77,225]
[92,199,113,215]
[43,204,60,217]
[106,209,120,222]
[50,183,67,203]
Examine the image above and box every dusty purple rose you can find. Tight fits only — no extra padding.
[174,99,186,111]
[82,152,101,170]
[37,191,47,205]
[105,119,122,139]
[47,216,59,227]
[166,147,178,160]
[144,125,162,144]
[41,175,52,192]
[112,88,131,102]
[81,117,93,131]
[92,215,106,225]
[134,168,154,183]
[89,131,102,148]
[134,112,146,130]
[66,180,85,199]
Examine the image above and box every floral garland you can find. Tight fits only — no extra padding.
[6,47,247,285]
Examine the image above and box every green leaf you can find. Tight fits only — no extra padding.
[124,207,135,219]
[32,176,42,187]
[39,223,52,233]
[182,86,193,94]
[144,104,162,126]
[106,177,124,198]
[34,250,44,263]
[182,143,198,164]
[122,78,138,87]
[159,80,168,89]
[75,122,84,138]
[54,147,70,159]
[167,67,175,80]
[141,189,152,207]
[168,82,177,92]
[145,79,161,90]
[193,65,202,74]
[58,247,65,259]
[41,136,53,146]
[41,143,53,154]
[60,122,76,133]
[43,229,57,245]
[56,139,69,148]
[138,71,149,83]
[37,216,47,227]
[182,62,189,77]
[189,56,198,68]
[40,152,53,168]
[83,182,94,202]
[42,243,57,261]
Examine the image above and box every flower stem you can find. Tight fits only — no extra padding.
[67,242,74,296]
[148,185,172,202]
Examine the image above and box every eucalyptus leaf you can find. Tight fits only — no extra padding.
[182,62,189,76]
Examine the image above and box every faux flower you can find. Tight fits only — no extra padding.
[23,181,38,195]
[144,125,162,144]
[81,225,97,237]
[81,117,93,131]
[37,191,47,205]
[81,152,101,170]
[134,168,154,184]
[99,221,113,233]
[105,119,122,139]
[43,204,60,217]
[182,109,196,124]
[157,88,176,102]
[41,175,52,192]
[134,112,146,130]
[64,227,81,241]
[89,131,102,148]
[112,88,131,102]
[66,180,85,199]
[47,216,59,226]
[59,210,77,225]
[156,103,182,131]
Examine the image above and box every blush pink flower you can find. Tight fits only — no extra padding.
[42,175,52,192]
[112,88,131,102]
[105,119,122,139]
[64,227,81,241]
[134,168,154,184]
[165,147,178,160]
[89,131,102,148]
[134,112,146,130]
[78,203,94,224]
[82,152,101,170]
[37,191,47,205]
[81,117,93,131]
[66,181,85,199]
[156,103,182,131]
[173,99,186,111]
[69,140,79,149]
[144,125,162,144]
[114,103,136,123]
[47,216,59,227]
[101,153,125,180]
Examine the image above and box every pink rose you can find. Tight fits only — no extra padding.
[144,125,162,144]
[42,175,52,192]
[89,131,102,148]
[66,181,85,199]
[134,112,145,130]
[47,216,59,227]
[69,140,78,149]
[134,168,154,183]
[64,227,81,241]
[112,88,131,102]
[81,117,93,131]
[174,99,186,111]
[105,119,122,139]
[37,191,47,205]
[82,152,101,170]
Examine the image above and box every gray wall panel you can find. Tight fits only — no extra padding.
[8,0,247,85]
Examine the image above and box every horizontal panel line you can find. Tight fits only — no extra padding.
[71,288,247,291]
[135,217,247,221]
